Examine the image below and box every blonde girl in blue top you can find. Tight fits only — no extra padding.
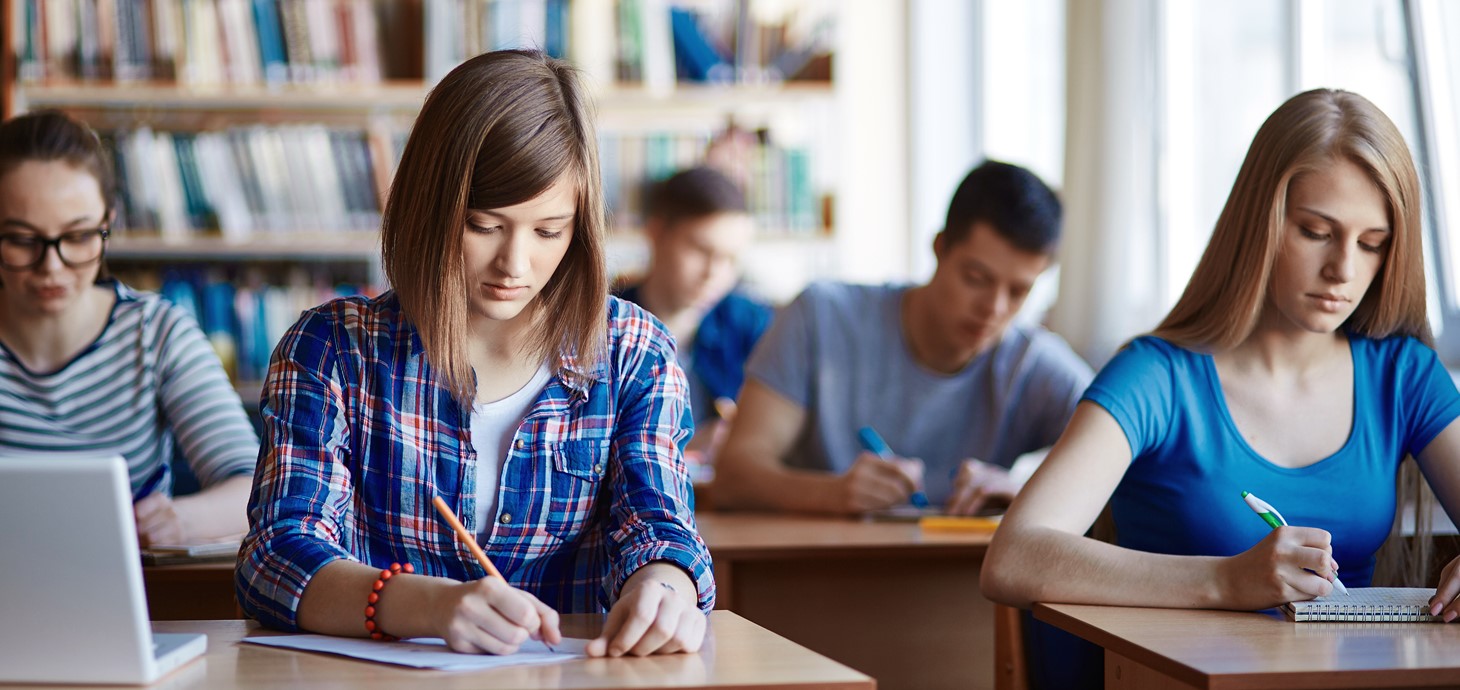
[984,89,1460,617]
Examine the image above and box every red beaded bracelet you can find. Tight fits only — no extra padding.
[364,562,414,641]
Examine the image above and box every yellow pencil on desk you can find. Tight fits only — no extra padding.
[918,514,1002,532]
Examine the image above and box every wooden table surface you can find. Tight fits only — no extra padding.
[143,513,993,690]
[1036,601,1460,689]
[695,512,993,558]
[0,612,872,690]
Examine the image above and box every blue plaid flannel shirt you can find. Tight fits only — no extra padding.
[236,293,715,630]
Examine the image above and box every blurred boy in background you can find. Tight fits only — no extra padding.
[615,167,773,469]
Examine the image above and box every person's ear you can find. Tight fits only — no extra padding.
[932,230,947,260]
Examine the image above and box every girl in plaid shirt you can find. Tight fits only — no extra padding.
[238,49,715,657]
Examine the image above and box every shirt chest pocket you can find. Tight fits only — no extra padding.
[545,439,609,540]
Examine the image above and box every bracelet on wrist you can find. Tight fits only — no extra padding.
[364,562,414,641]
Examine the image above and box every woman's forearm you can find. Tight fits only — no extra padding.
[982,524,1229,609]
[297,560,458,638]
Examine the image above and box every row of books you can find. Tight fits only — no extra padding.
[14,0,834,89]
[612,0,835,89]
[101,124,389,239]
[96,120,822,238]
[119,266,377,385]
[424,0,571,83]
[15,0,397,85]
[601,129,821,234]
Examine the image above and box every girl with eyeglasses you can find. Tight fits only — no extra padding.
[0,110,259,547]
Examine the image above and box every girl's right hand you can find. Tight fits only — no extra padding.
[433,577,563,654]
[1219,526,1339,609]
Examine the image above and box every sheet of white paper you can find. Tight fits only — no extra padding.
[241,634,590,671]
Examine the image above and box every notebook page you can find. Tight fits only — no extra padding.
[241,634,590,670]
[1284,587,1441,622]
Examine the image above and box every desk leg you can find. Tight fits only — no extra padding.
[1104,651,1197,690]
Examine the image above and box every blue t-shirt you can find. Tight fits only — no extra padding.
[746,281,1094,503]
[614,285,773,424]
[1085,335,1460,587]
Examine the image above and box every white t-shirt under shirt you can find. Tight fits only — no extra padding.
[470,364,554,538]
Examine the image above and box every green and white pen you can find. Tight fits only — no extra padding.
[1241,490,1349,595]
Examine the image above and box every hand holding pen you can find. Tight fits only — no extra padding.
[849,426,929,512]
[132,464,185,547]
[1240,490,1349,598]
[431,497,563,654]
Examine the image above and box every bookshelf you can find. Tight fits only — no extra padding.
[2,0,899,398]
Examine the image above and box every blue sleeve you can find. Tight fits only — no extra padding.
[607,316,716,613]
[744,284,820,407]
[1396,338,1460,456]
[1079,337,1178,459]
[235,307,356,631]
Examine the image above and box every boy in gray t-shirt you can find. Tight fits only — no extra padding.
[716,161,1093,515]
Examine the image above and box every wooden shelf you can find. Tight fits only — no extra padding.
[18,80,430,111]
[18,80,833,113]
[596,82,835,110]
[106,234,380,261]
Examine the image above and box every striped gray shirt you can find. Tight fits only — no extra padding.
[0,282,259,494]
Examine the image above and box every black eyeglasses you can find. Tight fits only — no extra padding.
[0,226,111,269]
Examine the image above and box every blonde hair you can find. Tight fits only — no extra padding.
[381,49,607,406]
[1154,89,1435,585]
[1154,88,1430,349]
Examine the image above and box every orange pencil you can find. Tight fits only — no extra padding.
[430,496,504,580]
[430,496,555,651]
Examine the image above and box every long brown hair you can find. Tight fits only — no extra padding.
[382,49,608,405]
[1154,88,1429,349]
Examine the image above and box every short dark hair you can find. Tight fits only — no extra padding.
[643,166,747,226]
[942,160,1061,254]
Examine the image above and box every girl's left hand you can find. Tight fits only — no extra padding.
[588,562,704,657]
[946,458,1020,516]
[1429,555,1460,621]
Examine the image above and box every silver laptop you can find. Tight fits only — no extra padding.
[0,455,207,684]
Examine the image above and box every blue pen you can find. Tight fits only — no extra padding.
[1241,491,1349,595]
[133,464,169,504]
[857,426,930,508]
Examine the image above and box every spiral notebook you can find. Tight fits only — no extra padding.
[1283,587,1442,622]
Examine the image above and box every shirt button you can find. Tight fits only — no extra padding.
[514,439,524,450]
[592,463,603,475]
[499,513,512,525]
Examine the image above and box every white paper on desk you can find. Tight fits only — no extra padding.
[241,634,589,671]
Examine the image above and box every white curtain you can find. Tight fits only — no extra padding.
[1048,0,1168,367]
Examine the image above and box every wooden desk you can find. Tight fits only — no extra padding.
[2,612,871,690]
[1035,602,1460,689]
[143,514,994,689]
[698,512,994,690]
[143,563,241,620]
